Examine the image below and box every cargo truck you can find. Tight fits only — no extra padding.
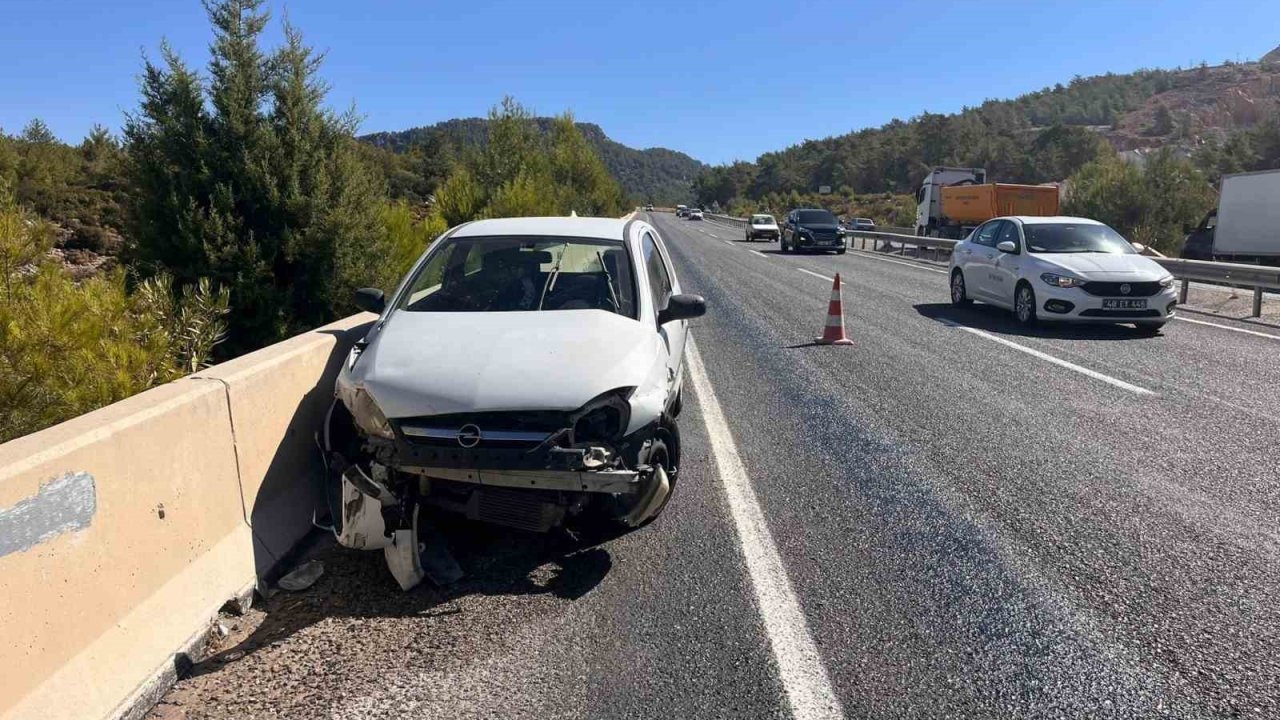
[915,167,1060,239]
[1180,168,1280,265]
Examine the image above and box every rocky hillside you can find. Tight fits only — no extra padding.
[362,119,704,206]
[1105,59,1280,151]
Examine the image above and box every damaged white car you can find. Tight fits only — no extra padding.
[322,216,705,589]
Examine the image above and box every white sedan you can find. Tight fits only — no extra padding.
[326,216,705,589]
[949,216,1177,332]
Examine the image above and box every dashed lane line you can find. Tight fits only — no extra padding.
[848,249,949,274]
[686,339,845,720]
[1175,316,1280,341]
[941,321,1155,395]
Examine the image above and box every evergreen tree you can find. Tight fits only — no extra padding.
[125,0,387,353]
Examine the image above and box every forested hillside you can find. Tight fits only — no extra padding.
[363,119,704,206]
[696,55,1280,253]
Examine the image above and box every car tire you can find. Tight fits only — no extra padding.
[836,248,847,255]
[1014,282,1038,326]
[950,270,972,306]
[596,428,678,531]
[1135,322,1166,335]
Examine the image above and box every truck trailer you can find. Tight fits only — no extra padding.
[1181,168,1280,264]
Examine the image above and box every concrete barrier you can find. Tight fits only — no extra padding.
[0,313,374,720]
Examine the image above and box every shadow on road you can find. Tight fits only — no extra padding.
[185,514,614,680]
[914,302,1165,341]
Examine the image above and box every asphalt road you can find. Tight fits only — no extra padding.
[152,212,1280,719]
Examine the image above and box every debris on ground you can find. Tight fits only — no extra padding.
[277,560,325,592]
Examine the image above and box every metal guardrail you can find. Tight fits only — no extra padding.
[705,213,1280,317]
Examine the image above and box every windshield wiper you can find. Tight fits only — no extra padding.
[597,249,621,313]
[537,242,568,310]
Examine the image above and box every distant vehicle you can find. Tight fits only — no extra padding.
[949,216,1177,333]
[1181,169,1280,265]
[781,208,845,254]
[744,214,779,241]
[644,204,654,211]
[688,209,704,220]
[848,218,876,232]
[676,204,688,217]
[914,167,1062,239]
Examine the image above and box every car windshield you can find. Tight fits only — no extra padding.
[751,215,774,225]
[397,235,637,317]
[797,210,837,224]
[856,218,873,224]
[1023,223,1136,254]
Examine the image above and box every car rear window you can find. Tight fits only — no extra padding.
[797,210,837,224]
[396,236,638,317]
[751,215,775,224]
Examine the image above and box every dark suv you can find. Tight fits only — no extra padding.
[781,208,845,254]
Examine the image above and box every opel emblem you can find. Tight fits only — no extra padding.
[456,424,482,448]
[1120,284,1131,295]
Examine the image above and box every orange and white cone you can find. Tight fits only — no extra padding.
[815,273,854,345]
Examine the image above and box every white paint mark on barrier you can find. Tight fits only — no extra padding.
[0,472,97,557]
[686,339,845,720]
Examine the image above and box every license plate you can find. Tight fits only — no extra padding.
[1103,299,1147,309]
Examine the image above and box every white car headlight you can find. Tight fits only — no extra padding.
[349,388,394,439]
[1158,275,1175,288]
[1040,272,1086,288]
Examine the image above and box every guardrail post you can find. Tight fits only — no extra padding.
[1179,278,1189,304]
[1253,287,1264,317]
[899,242,906,256]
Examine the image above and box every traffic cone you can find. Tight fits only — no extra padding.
[815,273,854,345]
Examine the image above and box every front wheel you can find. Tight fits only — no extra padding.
[950,270,972,306]
[1014,283,1037,326]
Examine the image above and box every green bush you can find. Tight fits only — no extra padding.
[1064,150,1216,253]
[0,190,229,442]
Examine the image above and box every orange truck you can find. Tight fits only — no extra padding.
[914,167,1060,238]
[941,183,1059,228]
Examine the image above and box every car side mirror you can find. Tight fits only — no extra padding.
[658,294,706,325]
[996,240,1018,253]
[354,287,386,314]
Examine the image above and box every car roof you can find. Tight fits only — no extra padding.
[450,216,628,240]
[1006,215,1106,226]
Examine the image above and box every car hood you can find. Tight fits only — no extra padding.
[1035,252,1167,279]
[352,310,662,419]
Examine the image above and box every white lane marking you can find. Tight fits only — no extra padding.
[797,268,834,283]
[722,240,736,247]
[686,340,845,720]
[1176,316,1280,341]
[750,249,769,258]
[943,322,1154,395]
[850,249,948,274]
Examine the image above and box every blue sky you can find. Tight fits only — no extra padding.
[2,0,1278,165]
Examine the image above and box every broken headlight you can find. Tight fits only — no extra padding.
[571,389,633,443]
[348,387,394,439]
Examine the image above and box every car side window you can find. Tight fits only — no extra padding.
[997,221,1021,250]
[641,231,673,314]
[973,221,1002,247]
